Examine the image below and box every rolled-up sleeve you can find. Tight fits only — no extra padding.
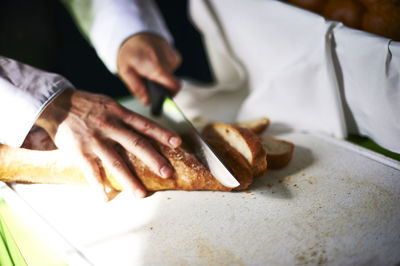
[62,0,172,73]
[0,56,73,147]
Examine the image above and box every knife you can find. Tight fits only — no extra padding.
[147,81,240,188]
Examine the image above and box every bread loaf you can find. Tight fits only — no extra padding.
[0,141,231,192]
[287,0,400,41]
[0,120,271,195]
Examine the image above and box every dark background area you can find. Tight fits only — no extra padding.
[0,0,213,98]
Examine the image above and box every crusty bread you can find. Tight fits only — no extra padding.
[121,141,231,192]
[233,117,270,135]
[0,120,272,194]
[260,136,294,169]
[202,123,267,178]
[0,145,87,185]
[0,142,231,192]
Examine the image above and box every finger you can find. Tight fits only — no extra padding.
[148,69,181,96]
[115,109,181,148]
[119,68,149,105]
[94,141,146,198]
[78,152,109,201]
[166,48,182,72]
[105,126,174,179]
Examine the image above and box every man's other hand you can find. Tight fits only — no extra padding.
[117,33,182,105]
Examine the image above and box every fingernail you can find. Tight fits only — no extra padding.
[160,165,172,178]
[140,94,149,104]
[135,189,146,198]
[169,136,181,148]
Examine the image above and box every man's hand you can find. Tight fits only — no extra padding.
[117,33,182,105]
[36,89,181,200]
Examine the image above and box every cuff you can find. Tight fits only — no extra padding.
[0,57,74,147]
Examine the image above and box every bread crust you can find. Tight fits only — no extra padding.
[121,141,231,192]
[233,117,270,134]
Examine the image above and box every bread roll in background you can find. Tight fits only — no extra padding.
[361,1,400,40]
[288,0,325,12]
[287,0,400,41]
[322,0,365,29]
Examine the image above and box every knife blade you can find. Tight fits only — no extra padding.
[147,81,240,188]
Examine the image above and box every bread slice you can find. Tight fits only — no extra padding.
[202,123,267,177]
[260,136,294,169]
[233,117,270,134]
[205,138,253,191]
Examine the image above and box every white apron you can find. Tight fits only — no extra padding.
[175,0,400,153]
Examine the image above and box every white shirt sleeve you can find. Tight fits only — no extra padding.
[0,56,73,147]
[62,0,172,73]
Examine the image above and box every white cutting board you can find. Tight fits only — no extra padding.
[9,99,400,266]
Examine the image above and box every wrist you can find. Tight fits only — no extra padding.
[36,88,74,137]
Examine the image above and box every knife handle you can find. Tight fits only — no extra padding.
[147,80,172,117]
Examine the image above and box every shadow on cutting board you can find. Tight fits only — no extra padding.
[249,145,314,199]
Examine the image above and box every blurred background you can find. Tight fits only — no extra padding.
[0,0,213,98]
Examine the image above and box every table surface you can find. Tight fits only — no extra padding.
[8,99,400,266]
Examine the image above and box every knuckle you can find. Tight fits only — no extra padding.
[151,68,164,79]
[129,136,147,149]
[91,115,110,129]
[120,66,131,76]
[124,112,140,125]
[107,101,123,113]
[139,120,153,133]
[111,159,123,169]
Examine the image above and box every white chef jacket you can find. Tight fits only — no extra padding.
[0,0,171,147]
[175,0,400,153]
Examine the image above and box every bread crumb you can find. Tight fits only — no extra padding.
[167,197,171,200]
[150,226,153,230]
[266,184,272,188]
